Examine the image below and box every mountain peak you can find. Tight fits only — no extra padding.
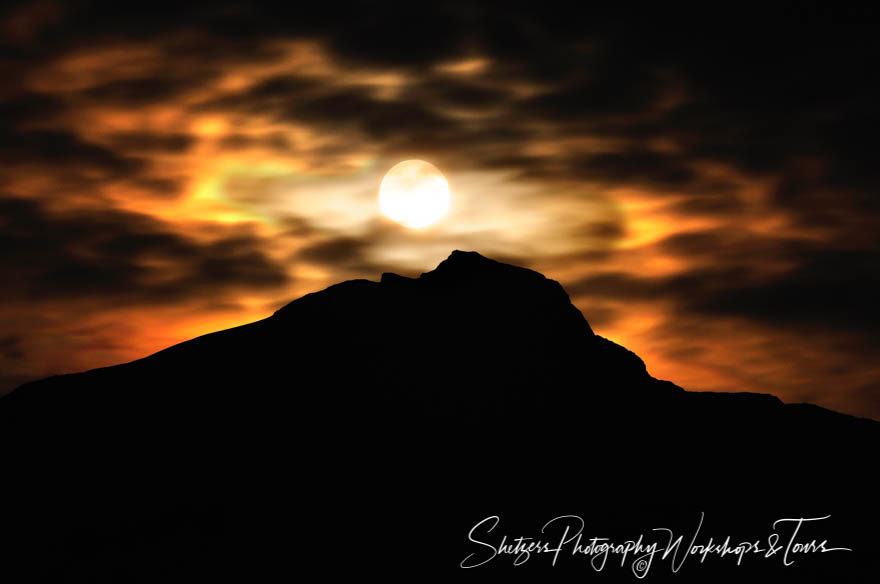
[437,249,495,267]
[422,249,542,283]
[378,250,537,287]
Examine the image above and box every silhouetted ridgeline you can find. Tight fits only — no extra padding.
[1,250,877,581]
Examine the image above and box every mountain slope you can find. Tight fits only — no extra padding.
[1,250,877,581]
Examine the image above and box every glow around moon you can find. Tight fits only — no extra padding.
[379,160,450,228]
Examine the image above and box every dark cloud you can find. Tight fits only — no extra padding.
[129,176,185,196]
[0,195,290,305]
[699,250,880,336]
[0,129,143,175]
[400,78,513,112]
[80,75,213,106]
[517,59,665,120]
[107,131,195,153]
[217,132,291,152]
[0,1,64,44]
[0,93,191,196]
[196,77,458,148]
[671,192,744,217]
[290,90,451,142]
[583,220,625,240]
[572,229,880,341]
[658,228,809,264]
[0,92,67,130]
[566,266,751,306]
[0,334,24,360]
[293,222,417,276]
[570,149,696,190]
[297,236,370,266]
[296,236,405,277]
[318,3,471,68]
[193,75,320,114]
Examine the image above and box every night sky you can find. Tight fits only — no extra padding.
[1,3,879,419]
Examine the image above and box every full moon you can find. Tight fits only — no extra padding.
[379,160,450,228]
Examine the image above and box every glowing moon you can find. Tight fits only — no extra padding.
[379,160,450,228]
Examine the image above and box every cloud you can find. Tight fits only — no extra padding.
[297,236,370,266]
[0,195,290,305]
[106,131,195,153]
[0,334,25,361]
[570,228,880,344]
[79,74,215,106]
[0,129,143,175]
[697,250,880,336]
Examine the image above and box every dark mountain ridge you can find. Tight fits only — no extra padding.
[1,250,877,581]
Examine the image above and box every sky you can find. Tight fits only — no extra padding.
[1,3,879,419]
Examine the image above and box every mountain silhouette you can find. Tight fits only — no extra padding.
[1,250,877,581]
